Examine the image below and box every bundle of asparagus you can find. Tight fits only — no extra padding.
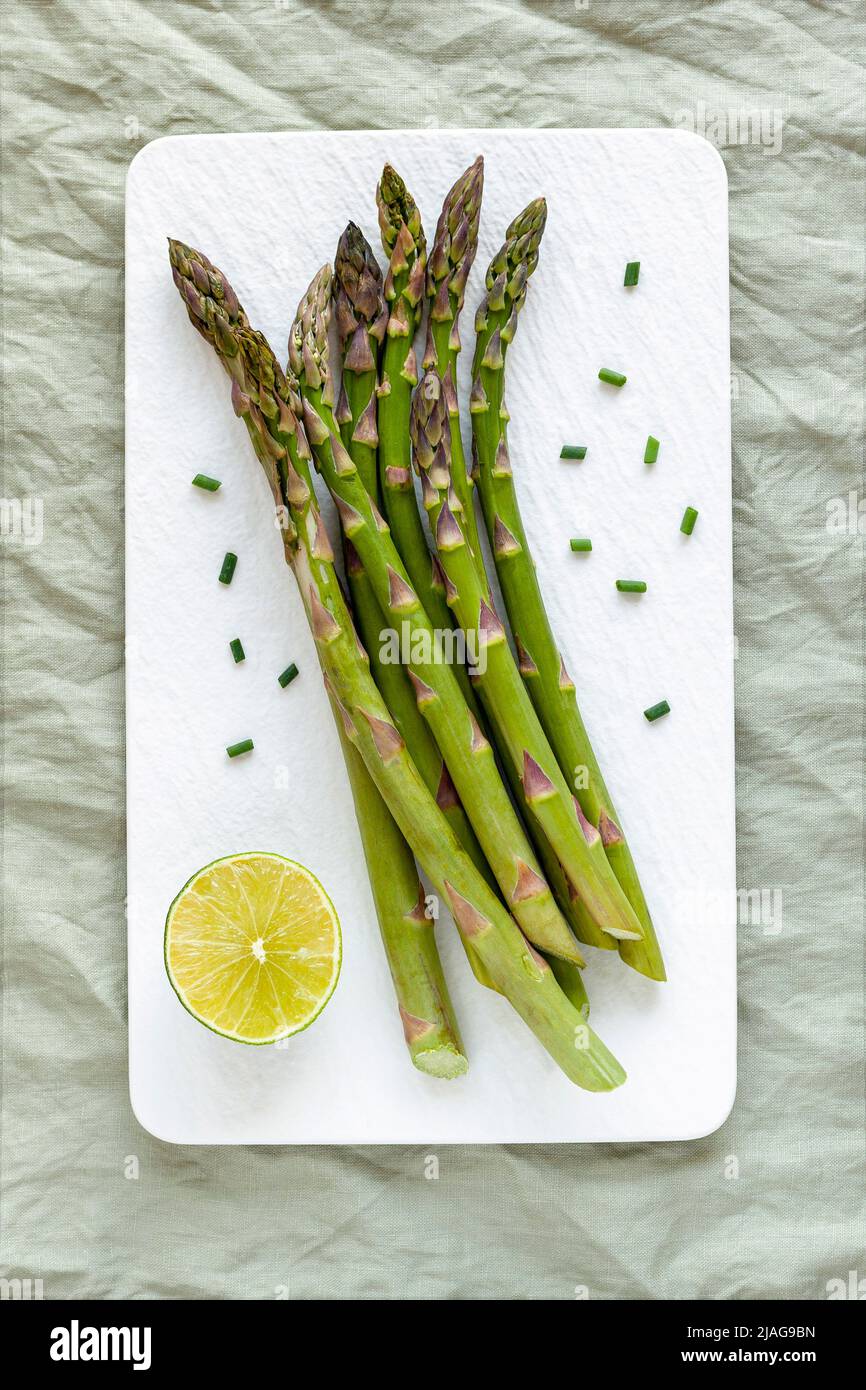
[167,153,665,1092]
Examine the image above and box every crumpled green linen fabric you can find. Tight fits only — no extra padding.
[1,0,863,1301]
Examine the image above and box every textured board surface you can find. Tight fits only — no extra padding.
[126,128,733,1144]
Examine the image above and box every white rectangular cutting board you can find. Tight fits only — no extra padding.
[126,128,734,1144]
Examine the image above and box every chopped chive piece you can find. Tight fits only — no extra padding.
[616,579,647,593]
[192,473,221,491]
[226,738,254,758]
[560,444,587,460]
[599,368,627,387]
[218,551,238,585]
[624,261,640,287]
[229,638,245,664]
[644,700,670,723]
[278,662,299,689]
[681,506,699,536]
[644,435,660,464]
[569,538,592,552]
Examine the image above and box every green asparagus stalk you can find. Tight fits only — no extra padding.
[169,237,468,1074]
[415,178,600,954]
[333,226,452,817]
[412,370,645,950]
[376,169,439,606]
[169,240,624,1089]
[333,222,468,809]
[332,227,497,992]
[290,264,584,966]
[423,156,485,569]
[375,166,485,723]
[333,222,387,497]
[471,203,666,981]
[336,716,468,1076]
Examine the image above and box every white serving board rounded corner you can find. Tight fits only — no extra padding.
[125,128,734,1145]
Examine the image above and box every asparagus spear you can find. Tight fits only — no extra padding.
[169,237,467,1074]
[414,180,604,955]
[375,166,485,723]
[333,225,468,857]
[290,265,585,966]
[471,203,666,981]
[333,226,449,812]
[333,224,497,993]
[333,221,387,497]
[169,240,624,1090]
[423,156,485,569]
[376,169,439,608]
[412,370,645,950]
[336,717,468,1076]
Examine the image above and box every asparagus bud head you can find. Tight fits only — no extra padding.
[167,237,248,372]
[426,156,484,317]
[289,264,335,403]
[334,222,388,354]
[377,164,426,263]
[167,238,302,556]
[476,197,547,337]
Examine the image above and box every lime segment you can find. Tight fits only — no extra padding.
[165,852,341,1044]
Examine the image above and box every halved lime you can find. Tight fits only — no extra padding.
[164,852,341,1045]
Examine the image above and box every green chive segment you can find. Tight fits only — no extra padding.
[560,445,587,460]
[616,579,647,593]
[229,638,245,664]
[218,551,238,585]
[644,436,660,464]
[644,700,670,723]
[599,368,627,387]
[681,506,699,536]
[624,261,640,287]
[278,662,299,689]
[569,539,592,552]
[226,738,254,758]
[192,473,221,492]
